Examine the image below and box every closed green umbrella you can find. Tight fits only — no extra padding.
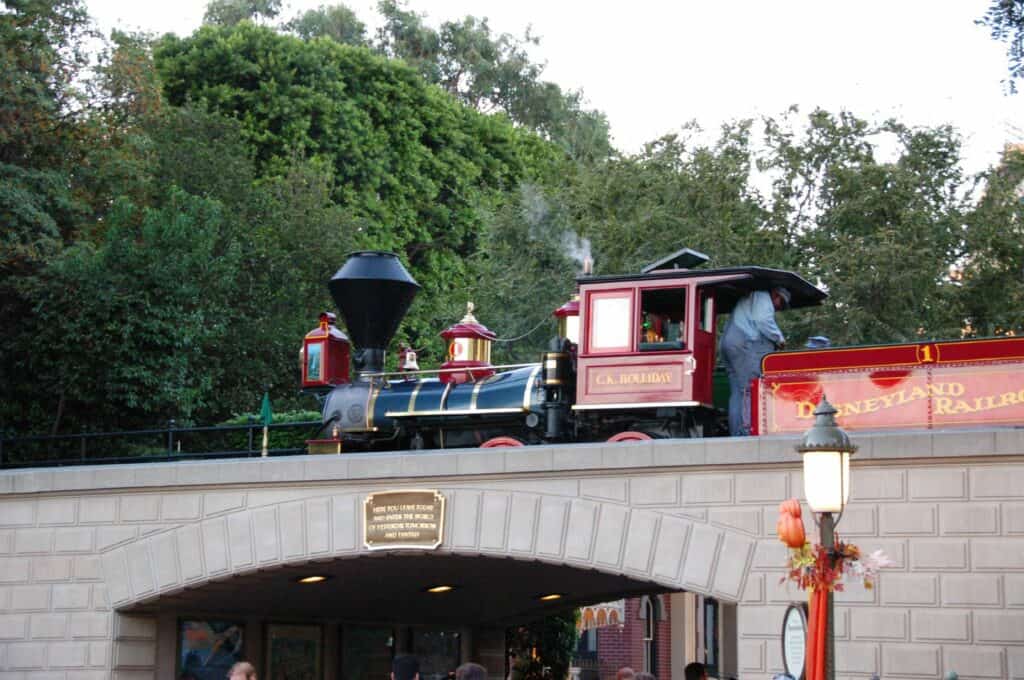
[260,392,272,457]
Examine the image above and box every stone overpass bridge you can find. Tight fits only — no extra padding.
[1,429,1024,679]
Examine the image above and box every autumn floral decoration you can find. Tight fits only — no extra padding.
[776,498,893,591]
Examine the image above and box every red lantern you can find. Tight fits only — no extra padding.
[301,312,350,389]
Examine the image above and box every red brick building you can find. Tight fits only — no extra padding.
[575,594,736,680]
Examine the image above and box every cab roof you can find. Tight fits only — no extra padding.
[577,266,827,313]
[640,247,710,273]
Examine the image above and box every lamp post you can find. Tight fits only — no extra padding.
[795,396,857,680]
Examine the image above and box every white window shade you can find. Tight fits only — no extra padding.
[591,296,631,349]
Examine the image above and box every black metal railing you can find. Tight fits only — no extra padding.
[0,420,324,469]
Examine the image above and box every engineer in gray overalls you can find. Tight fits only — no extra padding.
[719,287,791,436]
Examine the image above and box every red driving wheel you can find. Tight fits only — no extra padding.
[480,436,525,448]
[607,431,653,443]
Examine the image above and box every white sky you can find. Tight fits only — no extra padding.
[86,0,1024,175]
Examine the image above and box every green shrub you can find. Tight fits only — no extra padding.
[218,410,322,452]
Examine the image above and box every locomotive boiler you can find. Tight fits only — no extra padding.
[304,251,553,450]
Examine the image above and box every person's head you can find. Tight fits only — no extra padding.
[455,662,487,680]
[684,662,706,680]
[392,654,420,680]
[228,661,257,680]
[770,287,792,311]
[616,668,636,680]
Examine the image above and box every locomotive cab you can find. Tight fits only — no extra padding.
[574,249,714,417]
[572,248,826,439]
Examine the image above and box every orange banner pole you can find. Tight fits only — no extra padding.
[804,586,829,680]
[805,589,818,680]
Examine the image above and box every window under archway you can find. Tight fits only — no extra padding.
[641,596,658,674]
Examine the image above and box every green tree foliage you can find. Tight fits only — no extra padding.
[285,4,366,45]
[90,30,164,126]
[4,0,1021,440]
[374,0,611,161]
[0,0,92,269]
[0,0,93,432]
[153,22,555,361]
[978,0,1024,92]
[239,157,362,401]
[761,110,970,346]
[73,31,167,223]
[0,0,91,164]
[376,1,540,111]
[506,613,577,680]
[570,122,773,276]
[10,190,241,431]
[563,108,987,350]
[203,0,281,27]
[464,183,579,363]
[956,146,1024,335]
[0,163,82,275]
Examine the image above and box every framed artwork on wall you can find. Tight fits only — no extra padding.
[265,623,323,680]
[178,619,245,680]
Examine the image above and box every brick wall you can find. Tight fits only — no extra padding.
[595,595,673,680]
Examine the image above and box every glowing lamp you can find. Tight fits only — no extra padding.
[795,396,857,514]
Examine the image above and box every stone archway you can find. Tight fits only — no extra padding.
[100,485,757,613]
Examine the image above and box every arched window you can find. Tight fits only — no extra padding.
[703,597,719,676]
[641,597,658,674]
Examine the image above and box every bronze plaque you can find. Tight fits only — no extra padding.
[364,490,446,550]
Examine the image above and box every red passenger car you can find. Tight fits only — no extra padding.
[753,336,1024,435]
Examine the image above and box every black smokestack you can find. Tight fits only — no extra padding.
[328,251,420,376]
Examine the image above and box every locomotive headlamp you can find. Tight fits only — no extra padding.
[795,396,857,515]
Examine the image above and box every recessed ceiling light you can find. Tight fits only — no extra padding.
[426,585,455,593]
[296,575,330,584]
[539,593,563,601]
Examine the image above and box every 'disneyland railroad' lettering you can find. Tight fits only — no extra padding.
[934,390,1024,415]
[793,381,1024,419]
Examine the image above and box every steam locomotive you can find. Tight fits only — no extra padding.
[301,250,1024,451]
[301,248,801,450]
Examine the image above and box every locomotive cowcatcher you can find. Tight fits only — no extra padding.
[301,249,827,450]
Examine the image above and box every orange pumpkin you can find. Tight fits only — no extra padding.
[779,498,802,519]
[776,512,806,548]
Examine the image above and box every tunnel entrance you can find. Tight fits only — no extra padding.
[128,554,670,624]
[129,553,675,680]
